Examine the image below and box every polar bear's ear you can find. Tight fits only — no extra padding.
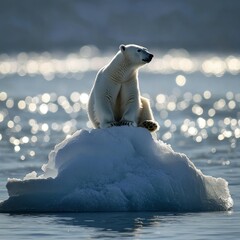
[119,44,126,52]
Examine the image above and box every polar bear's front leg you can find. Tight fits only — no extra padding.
[120,82,141,126]
[120,102,139,127]
[96,100,116,128]
[94,86,120,128]
[120,96,140,127]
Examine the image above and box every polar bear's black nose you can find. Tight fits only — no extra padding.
[142,53,154,63]
[147,53,154,62]
[149,54,154,60]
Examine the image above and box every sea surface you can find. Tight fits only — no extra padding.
[0,48,240,239]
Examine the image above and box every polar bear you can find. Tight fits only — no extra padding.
[88,44,159,132]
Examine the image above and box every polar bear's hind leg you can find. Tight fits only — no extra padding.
[138,97,159,132]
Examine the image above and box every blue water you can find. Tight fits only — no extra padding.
[0,50,240,239]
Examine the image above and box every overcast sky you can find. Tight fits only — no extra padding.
[1,0,240,53]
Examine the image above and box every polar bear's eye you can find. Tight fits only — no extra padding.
[137,49,141,52]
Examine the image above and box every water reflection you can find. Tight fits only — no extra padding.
[52,212,180,236]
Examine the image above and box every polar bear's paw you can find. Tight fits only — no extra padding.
[100,122,119,128]
[119,120,137,127]
[139,120,159,132]
[109,122,120,127]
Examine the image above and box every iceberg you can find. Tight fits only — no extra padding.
[0,127,233,212]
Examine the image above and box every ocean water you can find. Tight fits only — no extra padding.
[0,49,240,239]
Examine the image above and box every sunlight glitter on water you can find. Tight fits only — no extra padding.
[1,47,240,80]
[1,88,240,161]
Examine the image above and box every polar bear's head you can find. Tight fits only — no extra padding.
[119,44,154,66]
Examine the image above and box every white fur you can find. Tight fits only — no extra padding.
[88,44,157,129]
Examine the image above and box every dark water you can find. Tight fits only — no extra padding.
[0,50,239,239]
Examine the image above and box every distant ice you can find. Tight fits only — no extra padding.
[0,127,233,212]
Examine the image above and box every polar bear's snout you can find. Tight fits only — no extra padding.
[142,53,154,63]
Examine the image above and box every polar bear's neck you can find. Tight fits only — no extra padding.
[105,52,138,83]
